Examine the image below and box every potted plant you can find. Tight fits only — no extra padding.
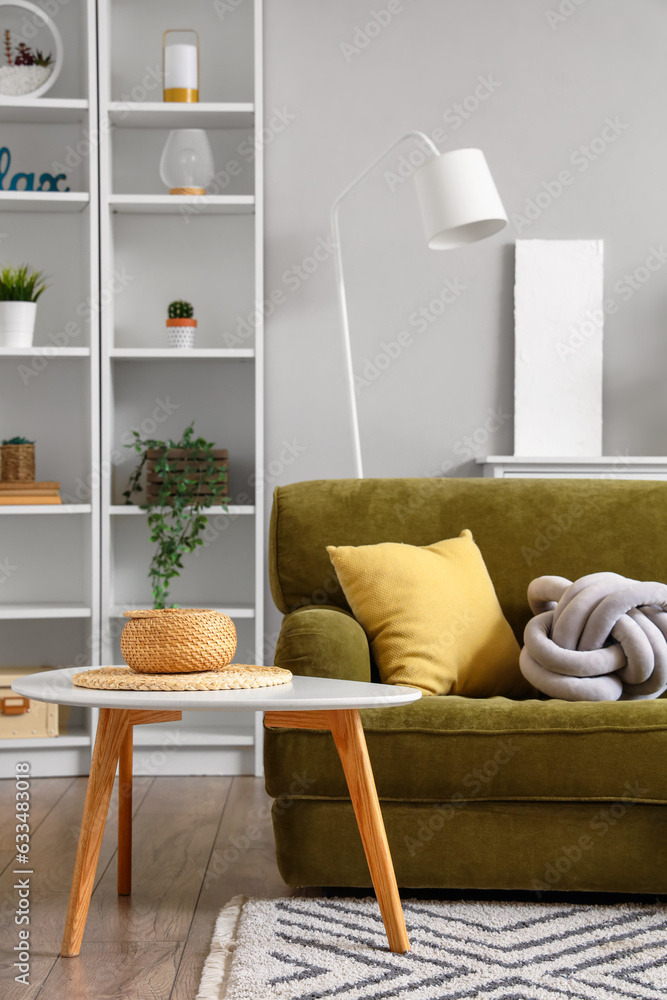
[1,436,35,481]
[0,265,48,348]
[123,422,229,608]
[166,300,196,349]
[0,30,57,98]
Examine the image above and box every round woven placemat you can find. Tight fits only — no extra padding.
[72,665,292,692]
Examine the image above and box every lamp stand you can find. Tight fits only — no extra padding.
[330,132,439,479]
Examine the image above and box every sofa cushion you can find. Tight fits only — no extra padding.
[264,696,667,804]
[326,530,529,698]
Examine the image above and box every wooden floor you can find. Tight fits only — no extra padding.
[0,775,307,1000]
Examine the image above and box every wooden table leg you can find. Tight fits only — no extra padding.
[328,708,410,954]
[117,724,133,896]
[61,708,132,958]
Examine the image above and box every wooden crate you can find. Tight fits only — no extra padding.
[145,448,229,504]
[0,667,59,739]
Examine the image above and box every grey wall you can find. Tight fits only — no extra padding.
[262,0,667,649]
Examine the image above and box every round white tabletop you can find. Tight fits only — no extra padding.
[11,666,422,713]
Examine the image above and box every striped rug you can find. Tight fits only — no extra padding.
[196,895,667,999]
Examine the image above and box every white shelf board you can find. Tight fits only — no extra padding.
[0,504,92,514]
[109,603,255,619]
[132,724,254,748]
[0,603,92,620]
[0,192,90,213]
[0,347,90,357]
[479,455,667,465]
[110,347,254,360]
[110,505,254,516]
[0,728,90,751]
[108,194,254,215]
[0,98,89,124]
[107,101,254,129]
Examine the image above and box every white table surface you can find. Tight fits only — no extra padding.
[12,667,422,713]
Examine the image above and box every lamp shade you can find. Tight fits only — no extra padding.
[414,148,507,250]
[159,129,214,195]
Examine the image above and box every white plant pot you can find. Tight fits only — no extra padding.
[0,301,37,347]
[168,326,196,349]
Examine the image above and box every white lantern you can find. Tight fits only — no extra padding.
[159,129,214,195]
[163,30,199,103]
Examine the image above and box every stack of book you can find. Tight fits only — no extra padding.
[0,482,62,505]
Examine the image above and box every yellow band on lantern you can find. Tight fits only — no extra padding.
[163,87,199,103]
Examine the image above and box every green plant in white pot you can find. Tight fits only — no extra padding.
[0,265,48,348]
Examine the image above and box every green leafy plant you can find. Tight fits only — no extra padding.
[33,49,53,67]
[1,436,34,445]
[168,300,194,319]
[123,422,228,609]
[0,265,48,302]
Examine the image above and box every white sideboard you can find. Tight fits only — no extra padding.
[478,456,667,480]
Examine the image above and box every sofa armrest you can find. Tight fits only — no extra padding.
[274,605,371,683]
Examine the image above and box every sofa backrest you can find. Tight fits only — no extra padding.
[269,477,667,641]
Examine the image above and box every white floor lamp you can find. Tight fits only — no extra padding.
[331,133,508,478]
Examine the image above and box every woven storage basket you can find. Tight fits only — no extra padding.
[1,444,35,482]
[120,608,237,674]
[145,448,228,504]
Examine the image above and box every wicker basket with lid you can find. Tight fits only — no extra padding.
[120,607,237,674]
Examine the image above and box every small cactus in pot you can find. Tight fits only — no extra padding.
[166,300,196,349]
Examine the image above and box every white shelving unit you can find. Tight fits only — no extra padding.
[0,0,264,779]
[0,0,100,779]
[98,0,264,776]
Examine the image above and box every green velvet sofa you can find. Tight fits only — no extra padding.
[264,477,667,893]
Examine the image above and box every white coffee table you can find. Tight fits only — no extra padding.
[12,667,421,957]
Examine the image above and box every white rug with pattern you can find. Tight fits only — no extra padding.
[196,895,667,999]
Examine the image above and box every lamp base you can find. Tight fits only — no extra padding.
[169,187,207,196]
[163,88,199,102]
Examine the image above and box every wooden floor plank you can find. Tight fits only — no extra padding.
[82,802,227,942]
[138,775,231,817]
[170,777,295,1000]
[0,774,155,993]
[0,775,304,1000]
[0,953,59,1000]
[213,773,276,850]
[0,778,75,850]
[37,942,182,1000]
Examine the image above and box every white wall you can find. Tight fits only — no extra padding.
[261,0,667,648]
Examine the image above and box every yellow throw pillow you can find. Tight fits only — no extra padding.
[327,530,529,697]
